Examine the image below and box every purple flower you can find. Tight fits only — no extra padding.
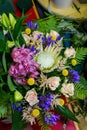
[69,69,80,83]
[27,21,38,30]
[27,45,40,54]
[17,106,22,112]
[44,113,60,125]
[9,45,40,85]
[39,93,53,111]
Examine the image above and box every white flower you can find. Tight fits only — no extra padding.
[64,47,76,58]
[32,31,43,42]
[25,88,39,106]
[23,107,36,125]
[61,83,74,97]
[47,76,61,91]
[22,32,30,44]
[37,52,54,69]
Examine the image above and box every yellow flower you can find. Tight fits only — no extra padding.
[58,98,64,106]
[71,59,77,66]
[62,69,68,76]
[29,42,35,45]
[32,109,40,117]
[51,35,56,40]
[25,28,31,35]
[27,78,35,86]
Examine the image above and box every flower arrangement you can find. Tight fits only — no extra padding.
[0,13,87,130]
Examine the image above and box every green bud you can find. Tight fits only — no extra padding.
[9,13,16,28]
[7,40,15,48]
[1,13,10,28]
[14,90,23,101]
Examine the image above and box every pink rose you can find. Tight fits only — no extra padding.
[47,77,61,91]
[25,89,39,106]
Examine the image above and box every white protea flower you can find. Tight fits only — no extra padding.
[35,45,62,73]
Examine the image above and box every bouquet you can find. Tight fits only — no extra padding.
[0,13,87,130]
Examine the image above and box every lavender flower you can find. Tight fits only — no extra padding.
[44,113,60,125]
[39,93,53,111]
[69,69,80,83]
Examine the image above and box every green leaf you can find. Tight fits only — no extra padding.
[55,105,79,122]
[13,15,27,40]
[7,75,16,91]
[0,105,7,118]
[37,114,51,130]
[74,77,87,99]
[2,51,7,72]
[12,110,25,130]
[0,30,6,52]
[76,48,87,64]
[0,88,10,99]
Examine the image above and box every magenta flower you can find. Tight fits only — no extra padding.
[9,45,40,85]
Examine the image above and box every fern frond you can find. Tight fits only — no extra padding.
[37,114,51,130]
[74,77,87,99]
[75,48,87,64]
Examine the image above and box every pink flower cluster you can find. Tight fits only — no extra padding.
[9,45,39,85]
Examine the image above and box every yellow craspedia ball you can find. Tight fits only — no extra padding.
[27,78,35,86]
[58,98,64,106]
[51,35,56,40]
[71,59,77,66]
[29,42,35,45]
[25,28,31,35]
[62,69,68,76]
[32,109,40,117]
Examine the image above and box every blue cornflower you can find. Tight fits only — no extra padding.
[44,113,60,125]
[69,69,80,83]
[39,93,53,111]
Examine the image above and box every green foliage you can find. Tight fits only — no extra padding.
[12,110,25,130]
[7,75,16,91]
[36,15,58,33]
[37,114,51,130]
[74,77,87,99]
[13,15,27,40]
[55,105,79,122]
[75,48,87,64]
[2,51,7,72]
[0,30,6,52]
[0,105,7,118]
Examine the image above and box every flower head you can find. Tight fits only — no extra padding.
[9,45,39,85]
[69,69,80,83]
[44,112,60,125]
[61,83,74,97]
[25,89,39,106]
[39,93,53,111]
